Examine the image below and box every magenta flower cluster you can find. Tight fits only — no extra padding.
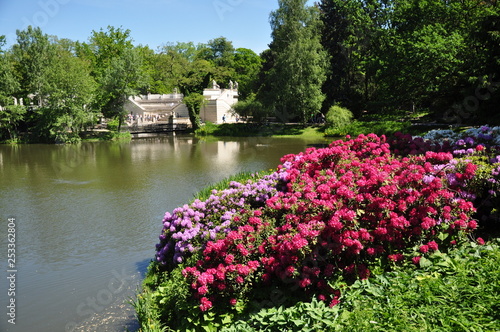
[160,134,480,312]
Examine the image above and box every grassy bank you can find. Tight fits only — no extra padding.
[194,110,441,141]
[195,122,326,140]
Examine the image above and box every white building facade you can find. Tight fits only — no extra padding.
[124,81,239,127]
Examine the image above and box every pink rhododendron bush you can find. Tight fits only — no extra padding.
[144,133,497,330]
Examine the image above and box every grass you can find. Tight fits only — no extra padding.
[195,110,434,141]
[324,109,438,138]
[195,122,326,140]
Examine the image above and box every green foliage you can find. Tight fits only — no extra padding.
[323,110,425,137]
[325,105,353,131]
[232,48,262,100]
[232,94,266,123]
[12,26,54,100]
[334,239,500,331]
[136,230,500,331]
[0,104,26,141]
[221,297,341,332]
[325,119,412,137]
[106,118,119,131]
[183,93,206,130]
[319,0,500,121]
[262,0,327,123]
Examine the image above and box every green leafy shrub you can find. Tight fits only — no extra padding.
[325,105,353,132]
[233,95,266,123]
[135,129,500,332]
[106,118,119,131]
[334,239,500,331]
[221,297,341,332]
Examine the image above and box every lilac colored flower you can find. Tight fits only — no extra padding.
[446,173,458,186]
[423,175,435,184]
[155,170,285,266]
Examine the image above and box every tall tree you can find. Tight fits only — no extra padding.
[0,36,20,104]
[12,26,55,105]
[79,26,146,128]
[232,48,262,100]
[197,37,235,68]
[32,40,97,142]
[100,47,146,131]
[0,38,24,141]
[182,93,206,131]
[152,42,196,94]
[319,0,356,111]
[197,37,236,89]
[263,0,327,123]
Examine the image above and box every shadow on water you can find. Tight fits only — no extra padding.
[118,259,155,331]
[136,258,153,279]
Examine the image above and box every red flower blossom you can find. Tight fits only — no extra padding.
[199,297,212,311]
[419,244,429,254]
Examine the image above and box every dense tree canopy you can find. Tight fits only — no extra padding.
[0,1,498,142]
[319,0,500,122]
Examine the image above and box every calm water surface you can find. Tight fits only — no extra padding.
[0,134,328,332]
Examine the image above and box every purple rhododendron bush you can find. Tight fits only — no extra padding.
[143,131,500,331]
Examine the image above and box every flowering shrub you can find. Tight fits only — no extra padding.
[155,134,478,313]
[155,172,284,270]
[389,126,500,225]
[258,134,476,303]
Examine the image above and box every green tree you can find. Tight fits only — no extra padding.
[197,37,235,68]
[0,36,20,99]
[197,37,236,89]
[233,94,266,122]
[80,25,135,80]
[12,26,55,105]
[152,42,196,94]
[79,26,146,129]
[0,37,25,142]
[319,0,500,122]
[319,0,369,113]
[178,59,213,95]
[263,0,327,123]
[182,93,206,130]
[232,48,262,100]
[100,47,146,131]
[32,40,97,142]
[0,35,23,140]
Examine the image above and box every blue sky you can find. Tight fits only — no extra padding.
[0,0,315,54]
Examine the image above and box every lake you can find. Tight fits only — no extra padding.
[0,133,329,332]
